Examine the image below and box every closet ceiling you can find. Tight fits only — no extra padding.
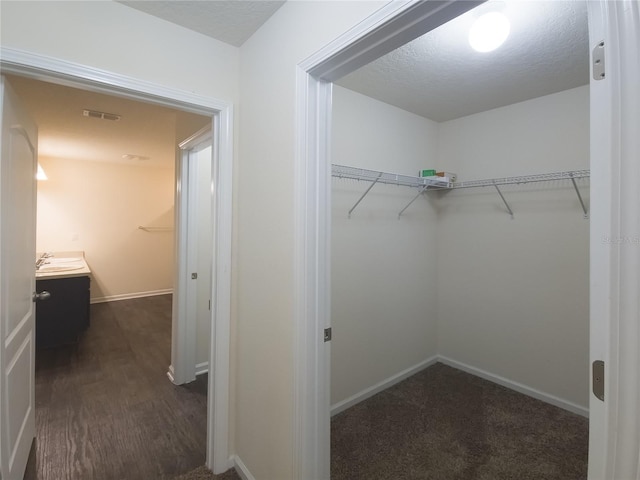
[336,0,590,122]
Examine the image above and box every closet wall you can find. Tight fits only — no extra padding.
[331,84,590,413]
[331,86,440,406]
[437,85,590,411]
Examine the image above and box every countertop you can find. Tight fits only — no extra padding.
[35,251,92,280]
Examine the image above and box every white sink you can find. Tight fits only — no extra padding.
[46,257,83,264]
[37,264,84,273]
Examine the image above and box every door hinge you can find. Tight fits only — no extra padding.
[324,328,332,342]
[592,41,605,80]
[592,360,605,401]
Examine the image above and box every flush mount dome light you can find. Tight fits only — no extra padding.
[469,12,510,53]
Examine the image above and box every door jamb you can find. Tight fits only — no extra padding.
[0,47,234,473]
[294,2,484,476]
[171,127,213,386]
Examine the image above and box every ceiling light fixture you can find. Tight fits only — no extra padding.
[36,164,48,181]
[469,12,510,53]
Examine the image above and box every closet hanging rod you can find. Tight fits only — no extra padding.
[138,226,174,232]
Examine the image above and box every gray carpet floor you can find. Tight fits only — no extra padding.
[331,362,589,480]
[179,363,588,479]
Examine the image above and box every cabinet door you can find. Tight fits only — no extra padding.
[35,276,90,349]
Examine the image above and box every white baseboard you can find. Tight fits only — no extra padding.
[331,355,439,417]
[330,354,588,418]
[437,355,589,418]
[166,365,176,384]
[195,362,209,376]
[90,288,173,304]
[233,455,256,480]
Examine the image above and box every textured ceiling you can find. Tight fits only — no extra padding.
[117,0,286,47]
[336,0,590,122]
[8,1,590,168]
[8,76,209,168]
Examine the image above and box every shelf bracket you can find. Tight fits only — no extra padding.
[398,186,428,219]
[348,172,382,218]
[494,183,514,218]
[570,176,589,218]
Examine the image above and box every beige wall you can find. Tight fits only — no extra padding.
[36,157,175,302]
[330,85,589,412]
[4,0,591,477]
[236,2,384,478]
[331,86,440,405]
[0,1,239,101]
[436,85,590,409]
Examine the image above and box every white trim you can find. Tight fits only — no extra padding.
[89,289,173,304]
[438,356,589,418]
[166,365,176,384]
[294,2,488,478]
[0,48,233,476]
[293,67,333,480]
[233,455,256,480]
[209,102,233,475]
[195,362,209,376]
[173,136,204,386]
[331,356,438,417]
[172,146,195,385]
[331,356,588,419]
[588,2,640,479]
[0,47,227,114]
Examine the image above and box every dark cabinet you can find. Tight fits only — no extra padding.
[35,275,90,349]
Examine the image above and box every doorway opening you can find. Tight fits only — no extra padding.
[328,1,590,476]
[0,51,233,475]
[292,0,629,478]
[8,74,213,478]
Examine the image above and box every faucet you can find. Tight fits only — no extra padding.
[35,252,54,270]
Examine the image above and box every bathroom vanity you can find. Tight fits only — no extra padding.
[35,252,91,349]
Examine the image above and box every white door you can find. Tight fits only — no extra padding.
[0,76,38,479]
[170,127,213,385]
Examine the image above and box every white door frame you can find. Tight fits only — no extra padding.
[587,2,640,479]
[294,0,638,478]
[0,47,233,473]
[170,127,213,385]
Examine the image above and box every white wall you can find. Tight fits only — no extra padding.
[236,2,384,478]
[331,86,440,405]
[436,86,590,409]
[36,157,175,302]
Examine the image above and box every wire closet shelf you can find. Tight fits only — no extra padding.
[331,164,590,219]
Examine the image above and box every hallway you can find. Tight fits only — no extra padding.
[25,295,208,480]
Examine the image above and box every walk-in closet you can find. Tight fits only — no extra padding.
[329,1,590,478]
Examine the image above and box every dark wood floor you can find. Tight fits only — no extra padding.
[24,295,208,480]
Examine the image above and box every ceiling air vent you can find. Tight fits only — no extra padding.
[83,109,121,121]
